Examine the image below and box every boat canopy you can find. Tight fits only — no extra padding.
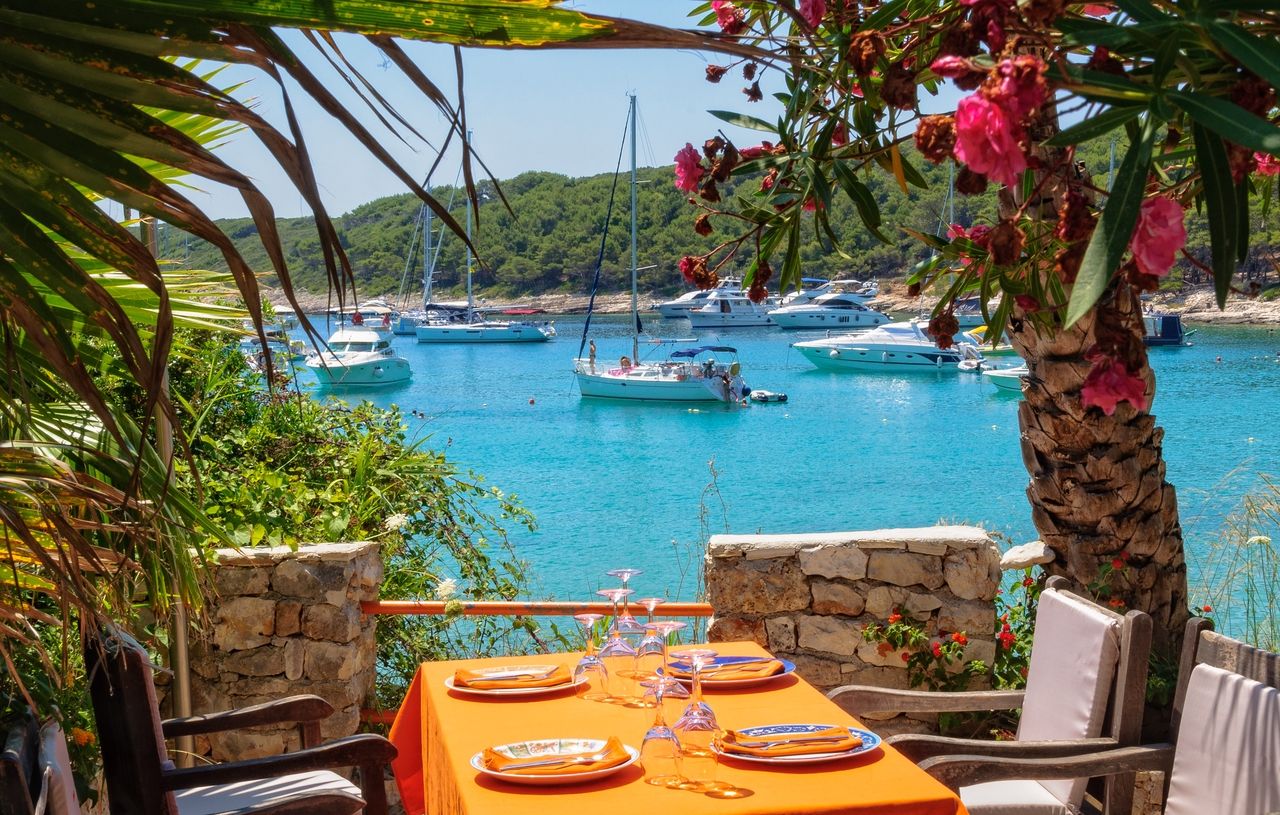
[670,345,737,358]
[800,277,829,285]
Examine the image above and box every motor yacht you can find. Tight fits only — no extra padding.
[780,278,877,306]
[686,291,775,329]
[305,327,411,386]
[792,321,982,372]
[769,292,891,330]
[651,277,743,318]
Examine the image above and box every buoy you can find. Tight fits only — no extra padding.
[528,398,535,405]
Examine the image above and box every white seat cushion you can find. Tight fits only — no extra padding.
[1017,589,1121,807]
[38,721,81,815]
[174,770,364,815]
[1164,663,1280,815]
[961,779,1071,815]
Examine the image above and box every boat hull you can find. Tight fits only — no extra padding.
[687,312,774,328]
[574,369,736,402]
[795,343,965,372]
[306,358,411,386]
[983,368,1026,393]
[415,323,553,343]
[655,303,700,318]
[770,311,888,329]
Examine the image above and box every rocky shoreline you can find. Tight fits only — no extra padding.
[267,282,1280,325]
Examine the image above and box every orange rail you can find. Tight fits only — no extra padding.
[361,600,714,617]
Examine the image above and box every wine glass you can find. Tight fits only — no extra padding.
[571,612,608,701]
[636,596,665,623]
[605,568,644,642]
[670,649,720,792]
[637,617,684,687]
[596,588,639,702]
[643,674,689,730]
[638,679,682,787]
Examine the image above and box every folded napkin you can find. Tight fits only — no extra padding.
[482,737,630,776]
[668,658,784,682]
[717,726,860,758]
[453,665,572,690]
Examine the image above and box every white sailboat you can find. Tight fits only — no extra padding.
[573,96,749,403]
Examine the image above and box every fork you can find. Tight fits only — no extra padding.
[480,666,559,680]
[498,749,614,771]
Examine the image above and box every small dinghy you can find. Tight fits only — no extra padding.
[750,390,788,404]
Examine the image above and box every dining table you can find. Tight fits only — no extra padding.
[389,640,969,815]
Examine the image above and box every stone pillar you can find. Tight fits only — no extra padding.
[705,526,1000,734]
[188,542,382,761]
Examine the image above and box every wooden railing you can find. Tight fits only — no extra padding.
[358,599,714,724]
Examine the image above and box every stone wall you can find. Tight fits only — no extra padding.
[188,542,382,760]
[705,526,1001,734]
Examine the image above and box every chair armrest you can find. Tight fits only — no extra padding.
[888,734,1117,764]
[161,734,397,791]
[827,685,1026,715]
[920,744,1175,791]
[162,695,334,745]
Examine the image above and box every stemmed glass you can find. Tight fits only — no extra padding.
[605,569,645,648]
[670,648,720,792]
[571,612,608,701]
[638,679,682,787]
[596,588,639,702]
[672,647,718,723]
[637,618,685,685]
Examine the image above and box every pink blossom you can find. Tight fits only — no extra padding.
[930,56,976,79]
[1256,152,1280,176]
[739,144,771,159]
[1081,3,1112,14]
[799,0,826,26]
[1081,357,1148,415]
[711,0,746,34]
[953,95,1027,188]
[1129,196,1186,277]
[986,56,1047,118]
[673,143,705,193]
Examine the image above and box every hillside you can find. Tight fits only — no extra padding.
[175,142,1278,301]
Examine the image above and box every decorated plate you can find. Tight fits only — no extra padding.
[469,738,640,786]
[661,656,797,688]
[712,724,882,765]
[444,665,586,697]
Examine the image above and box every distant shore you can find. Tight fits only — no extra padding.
[267,282,1280,325]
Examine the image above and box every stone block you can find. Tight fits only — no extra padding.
[867,551,945,589]
[1000,540,1055,570]
[855,639,913,668]
[765,616,796,652]
[906,540,949,556]
[306,679,366,709]
[706,556,810,614]
[273,559,351,600]
[796,615,859,656]
[872,715,936,736]
[798,545,869,581]
[811,580,865,616]
[214,566,271,597]
[284,638,305,681]
[209,729,285,763]
[944,546,1001,601]
[223,645,285,678]
[962,638,997,668]
[304,640,361,681]
[743,541,803,561]
[321,705,361,741]
[303,603,362,643]
[835,664,911,691]
[275,601,303,637]
[788,653,844,688]
[213,597,276,652]
[708,616,766,645]
[938,597,996,637]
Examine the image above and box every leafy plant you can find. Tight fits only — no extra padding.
[861,611,986,693]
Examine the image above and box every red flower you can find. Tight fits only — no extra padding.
[998,630,1016,650]
[887,612,903,624]
[831,121,849,147]
[1257,153,1280,176]
[1023,576,1035,587]
[1014,294,1040,312]
[953,95,1027,188]
[1202,605,1213,613]
[1001,622,1011,632]
[799,0,827,27]
[931,642,944,658]
[761,168,779,191]
[711,0,747,34]
[982,56,1047,119]
[678,256,697,285]
[1081,3,1112,14]
[1081,356,1148,415]
[739,144,769,159]
[951,632,969,646]
[901,652,911,662]
[673,144,705,193]
[1108,596,1126,608]
[1129,196,1186,278]
[1111,557,1125,570]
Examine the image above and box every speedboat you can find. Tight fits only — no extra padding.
[305,327,411,386]
[574,345,748,402]
[792,321,982,372]
[687,291,775,328]
[1144,310,1191,347]
[983,365,1028,393]
[962,326,1018,356]
[652,277,743,318]
[769,292,891,330]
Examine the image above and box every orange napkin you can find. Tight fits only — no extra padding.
[453,665,572,690]
[717,726,860,758]
[481,737,630,776]
[668,658,784,681]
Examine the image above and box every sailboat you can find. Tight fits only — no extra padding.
[573,95,750,403]
[415,134,556,344]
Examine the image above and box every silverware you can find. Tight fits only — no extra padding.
[698,659,778,674]
[498,749,613,771]
[730,734,850,749]
[477,666,559,680]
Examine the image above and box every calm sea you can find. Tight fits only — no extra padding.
[297,316,1280,603]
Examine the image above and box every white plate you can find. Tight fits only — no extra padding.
[712,724,882,765]
[661,656,797,689]
[469,738,640,785]
[445,665,584,697]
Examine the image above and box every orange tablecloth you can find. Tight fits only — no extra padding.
[389,641,968,815]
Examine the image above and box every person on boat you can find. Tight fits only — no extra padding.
[351,311,364,326]
[381,312,391,328]
[620,355,632,370]
[589,339,597,373]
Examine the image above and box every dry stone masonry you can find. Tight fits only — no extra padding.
[189,542,382,761]
[705,526,1001,734]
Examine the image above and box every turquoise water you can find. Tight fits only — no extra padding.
[298,317,1280,601]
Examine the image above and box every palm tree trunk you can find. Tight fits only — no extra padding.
[1008,287,1190,654]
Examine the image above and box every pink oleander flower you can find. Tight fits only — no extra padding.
[1129,196,1186,277]
[673,143,705,193]
[984,56,1047,119]
[1256,152,1280,176]
[1081,357,1148,415]
[953,95,1027,188]
[799,0,826,27]
[1081,3,1112,14]
[930,56,976,79]
[711,0,746,34]
[947,223,992,267]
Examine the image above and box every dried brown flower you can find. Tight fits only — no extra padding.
[743,62,758,81]
[914,115,957,164]
[700,176,722,203]
[712,141,740,182]
[694,213,714,236]
[928,311,960,349]
[938,20,981,59]
[881,61,918,110]
[955,166,989,196]
[987,219,1025,266]
[846,32,885,78]
[703,136,726,160]
[705,65,729,84]
[743,81,763,102]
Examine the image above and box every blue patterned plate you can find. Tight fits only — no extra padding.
[712,723,882,765]
[661,656,797,689]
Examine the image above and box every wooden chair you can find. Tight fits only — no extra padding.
[1,714,81,815]
[827,576,1152,815]
[85,624,397,815]
[921,619,1280,815]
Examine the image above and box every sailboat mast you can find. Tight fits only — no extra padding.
[422,192,433,310]
[465,130,474,321]
[629,94,639,363]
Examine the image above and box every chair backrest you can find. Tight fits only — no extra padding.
[84,624,179,815]
[1163,624,1280,815]
[0,715,37,815]
[1017,579,1150,809]
[38,721,81,815]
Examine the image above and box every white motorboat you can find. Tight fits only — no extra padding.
[652,277,743,318]
[983,365,1028,393]
[687,291,775,328]
[769,292,891,330]
[575,345,747,402]
[780,278,877,306]
[305,327,411,386]
[793,321,982,372]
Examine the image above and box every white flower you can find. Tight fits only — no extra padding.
[436,578,458,600]
[1246,535,1272,547]
[383,513,408,532]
